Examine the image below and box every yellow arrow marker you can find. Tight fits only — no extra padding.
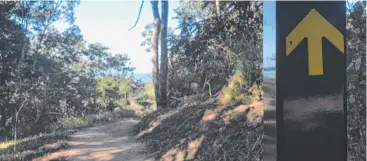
[286,9,344,76]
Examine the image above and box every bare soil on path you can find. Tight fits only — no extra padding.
[33,119,153,161]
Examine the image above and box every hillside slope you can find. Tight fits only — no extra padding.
[131,96,264,161]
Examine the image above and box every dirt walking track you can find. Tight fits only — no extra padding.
[33,119,153,161]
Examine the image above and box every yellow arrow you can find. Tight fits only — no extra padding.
[286,9,344,76]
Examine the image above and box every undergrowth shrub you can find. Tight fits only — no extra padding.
[0,132,70,161]
[219,71,251,105]
[145,83,157,109]
[250,83,263,102]
[61,117,89,129]
[60,109,139,130]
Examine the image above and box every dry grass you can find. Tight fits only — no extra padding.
[0,131,72,161]
[131,95,264,161]
[133,76,366,161]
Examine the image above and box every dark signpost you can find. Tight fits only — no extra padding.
[276,1,346,161]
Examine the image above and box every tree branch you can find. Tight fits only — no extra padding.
[128,0,145,31]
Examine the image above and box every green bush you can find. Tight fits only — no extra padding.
[61,117,90,129]
[0,150,36,161]
[250,83,263,102]
[97,76,133,109]
[220,71,251,105]
[61,109,139,130]
[145,83,157,108]
[84,112,114,124]
[135,83,157,110]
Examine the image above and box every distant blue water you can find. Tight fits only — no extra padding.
[264,70,276,78]
[133,73,152,83]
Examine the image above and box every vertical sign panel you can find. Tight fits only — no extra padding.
[276,1,346,161]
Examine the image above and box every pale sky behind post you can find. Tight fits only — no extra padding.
[55,1,181,73]
[54,1,277,75]
[263,1,276,77]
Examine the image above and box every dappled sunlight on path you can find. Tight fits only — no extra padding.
[33,119,153,161]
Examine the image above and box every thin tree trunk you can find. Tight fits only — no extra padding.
[150,0,161,108]
[216,0,220,16]
[159,0,168,108]
[13,110,17,151]
[1,107,6,131]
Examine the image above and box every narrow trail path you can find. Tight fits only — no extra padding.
[33,119,153,161]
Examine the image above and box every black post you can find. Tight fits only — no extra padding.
[276,1,347,161]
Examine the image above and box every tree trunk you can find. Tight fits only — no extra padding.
[159,0,168,108]
[13,109,17,151]
[216,0,220,16]
[150,0,161,108]
[1,107,6,130]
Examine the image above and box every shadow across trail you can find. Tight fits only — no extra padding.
[33,119,153,161]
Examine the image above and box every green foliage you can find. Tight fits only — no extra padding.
[0,140,18,150]
[97,76,119,97]
[140,1,263,107]
[220,71,251,105]
[154,1,262,101]
[145,83,156,100]
[0,150,36,161]
[96,76,133,109]
[346,1,366,161]
[250,83,263,102]
[0,132,70,161]
[0,1,140,141]
[61,117,89,129]
[85,43,135,76]
[60,110,139,130]
[144,83,157,109]
[130,83,157,114]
